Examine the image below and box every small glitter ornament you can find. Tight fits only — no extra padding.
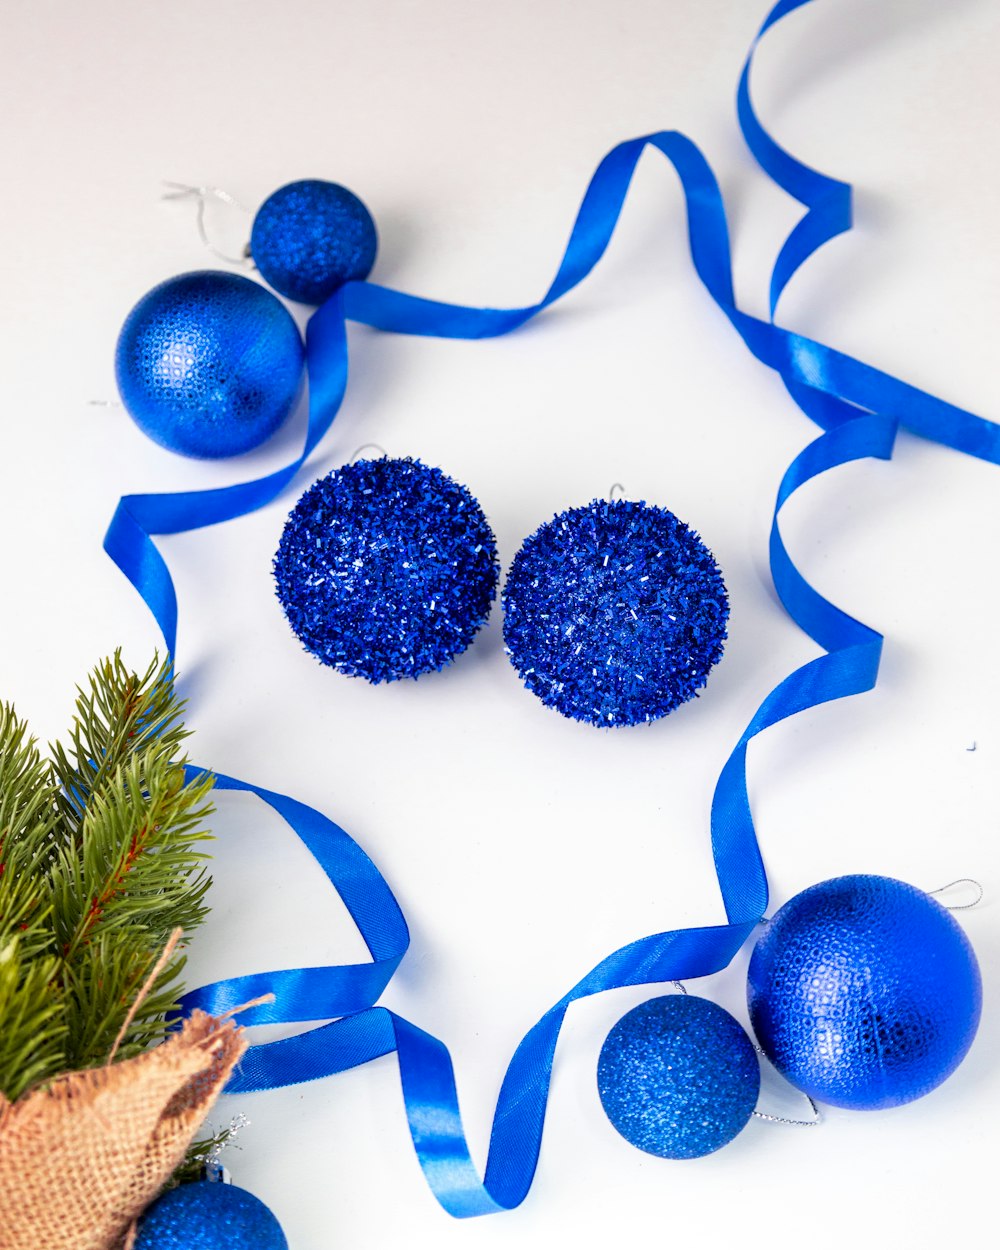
[748,874,982,1110]
[250,179,378,304]
[115,270,304,459]
[134,1181,287,1250]
[273,456,499,682]
[502,498,728,726]
[597,994,760,1159]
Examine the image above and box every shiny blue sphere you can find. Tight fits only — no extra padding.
[748,875,982,1110]
[597,994,760,1159]
[115,271,304,459]
[251,179,378,304]
[134,1181,287,1250]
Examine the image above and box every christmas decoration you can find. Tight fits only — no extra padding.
[273,456,499,682]
[502,499,728,725]
[250,178,378,304]
[134,1180,287,1250]
[747,875,982,1109]
[597,994,760,1158]
[115,271,304,458]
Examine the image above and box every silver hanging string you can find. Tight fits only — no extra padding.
[751,1045,822,1126]
[352,443,389,463]
[928,878,984,911]
[162,181,254,266]
[608,482,626,501]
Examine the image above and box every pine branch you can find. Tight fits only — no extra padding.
[0,653,215,1100]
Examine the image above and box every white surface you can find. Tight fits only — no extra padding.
[1,1,999,1246]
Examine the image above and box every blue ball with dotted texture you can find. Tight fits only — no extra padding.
[748,874,982,1110]
[597,994,760,1159]
[502,499,728,726]
[134,1181,287,1250]
[274,456,499,682]
[251,179,378,304]
[115,270,304,458]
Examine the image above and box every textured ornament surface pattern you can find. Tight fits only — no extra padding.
[134,1181,288,1250]
[115,271,304,458]
[502,499,728,725]
[251,179,378,304]
[597,994,760,1159]
[747,874,982,1110]
[273,456,499,682]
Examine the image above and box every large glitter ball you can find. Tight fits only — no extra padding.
[597,994,760,1159]
[274,457,499,682]
[134,1181,287,1250]
[502,499,728,726]
[115,271,304,459]
[748,874,982,1110]
[250,179,378,304]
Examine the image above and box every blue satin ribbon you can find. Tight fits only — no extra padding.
[151,0,1000,1218]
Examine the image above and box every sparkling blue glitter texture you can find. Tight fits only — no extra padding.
[501,499,728,726]
[115,271,304,459]
[597,994,760,1159]
[134,1181,288,1250]
[273,457,499,682]
[748,875,982,1111]
[250,179,378,304]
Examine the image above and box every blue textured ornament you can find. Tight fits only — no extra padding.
[115,271,304,459]
[597,994,760,1159]
[502,499,728,726]
[748,874,982,1110]
[250,179,378,304]
[274,456,499,682]
[134,1181,287,1250]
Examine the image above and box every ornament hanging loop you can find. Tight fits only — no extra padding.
[351,443,389,463]
[608,482,626,501]
[751,1045,822,1127]
[162,181,253,266]
[928,878,984,911]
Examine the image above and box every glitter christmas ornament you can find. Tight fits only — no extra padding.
[748,874,982,1110]
[115,271,304,459]
[274,456,499,682]
[502,498,728,726]
[134,1181,288,1250]
[250,179,378,304]
[597,994,760,1159]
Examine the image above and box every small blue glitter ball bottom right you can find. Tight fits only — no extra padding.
[747,874,982,1110]
[597,994,760,1159]
[134,1181,287,1250]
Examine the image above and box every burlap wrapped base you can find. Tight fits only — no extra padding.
[0,1010,246,1250]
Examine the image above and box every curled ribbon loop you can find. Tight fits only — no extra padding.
[134,0,1000,1219]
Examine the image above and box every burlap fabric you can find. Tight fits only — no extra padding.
[0,1010,246,1250]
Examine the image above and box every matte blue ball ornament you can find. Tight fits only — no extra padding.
[250,179,378,304]
[748,874,982,1110]
[502,499,728,726]
[273,456,499,682]
[115,271,304,458]
[597,994,760,1159]
[134,1181,288,1250]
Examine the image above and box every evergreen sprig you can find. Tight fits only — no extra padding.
[0,654,214,1100]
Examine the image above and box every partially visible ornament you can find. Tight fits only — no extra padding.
[747,874,982,1110]
[502,498,728,726]
[115,271,304,458]
[134,1180,287,1250]
[597,994,760,1159]
[273,456,499,682]
[250,179,378,304]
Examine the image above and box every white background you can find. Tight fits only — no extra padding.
[1,1,999,1246]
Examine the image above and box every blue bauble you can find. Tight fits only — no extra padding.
[115,271,304,459]
[134,1181,287,1250]
[597,994,760,1159]
[502,499,728,726]
[748,874,982,1110]
[273,456,499,682]
[250,179,378,304]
